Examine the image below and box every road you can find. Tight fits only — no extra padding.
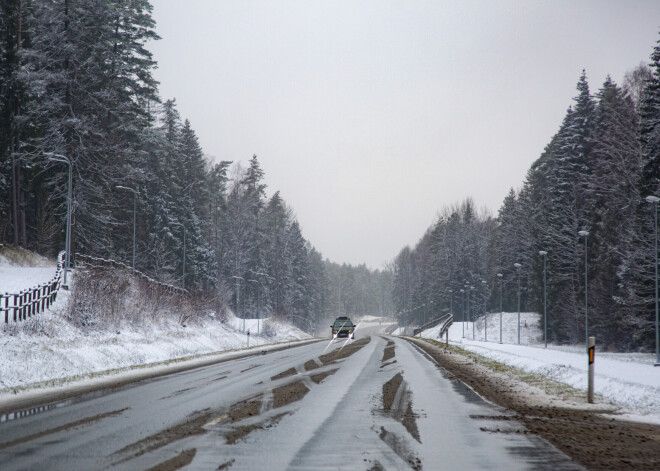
[0,324,581,470]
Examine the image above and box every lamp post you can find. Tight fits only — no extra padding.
[460,288,465,338]
[578,230,589,350]
[45,153,72,288]
[248,279,259,334]
[249,270,273,335]
[645,195,660,366]
[465,285,471,339]
[449,289,453,320]
[116,185,137,274]
[232,275,245,330]
[482,279,488,342]
[470,285,475,340]
[172,222,186,291]
[539,250,548,349]
[514,263,522,344]
[497,273,503,344]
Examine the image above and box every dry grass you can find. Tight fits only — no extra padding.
[66,267,216,330]
[0,245,54,267]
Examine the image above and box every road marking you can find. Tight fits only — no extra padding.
[205,413,229,426]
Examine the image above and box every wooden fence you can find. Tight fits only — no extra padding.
[1,251,65,324]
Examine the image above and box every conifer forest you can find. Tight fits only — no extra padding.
[0,0,393,332]
[2,1,660,352]
[392,55,660,352]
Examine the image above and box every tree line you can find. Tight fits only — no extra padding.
[0,0,393,330]
[392,35,660,352]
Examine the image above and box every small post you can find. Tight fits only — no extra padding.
[247,329,250,348]
[588,336,595,404]
[445,328,448,346]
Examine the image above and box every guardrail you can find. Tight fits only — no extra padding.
[384,323,399,334]
[0,251,65,323]
[74,253,187,295]
[413,312,453,337]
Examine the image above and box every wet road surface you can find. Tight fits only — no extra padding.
[0,326,582,470]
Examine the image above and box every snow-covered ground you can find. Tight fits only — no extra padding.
[0,297,309,393]
[0,249,55,294]
[414,312,660,424]
[0,249,310,394]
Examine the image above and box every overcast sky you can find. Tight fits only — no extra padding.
[149,0,660,269]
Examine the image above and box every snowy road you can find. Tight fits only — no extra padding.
[0,327,581,470]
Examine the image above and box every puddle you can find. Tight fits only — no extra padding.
[0,407,128,451]
[310,369,338,384]
[378,426,422,470]
[270,367,297,381]
[272,380,309,409]
[145,448,196,471]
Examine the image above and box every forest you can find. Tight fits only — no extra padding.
[392,35,660,352]
[0,0,392,331]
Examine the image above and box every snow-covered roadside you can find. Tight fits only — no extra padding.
[0,246,312,396]
[1,270,310,400]
[412,313,660,424]
[0,305,309,394]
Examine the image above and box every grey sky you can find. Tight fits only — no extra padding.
[149,0,660,269]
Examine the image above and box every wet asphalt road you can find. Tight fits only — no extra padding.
[0,325,582,470]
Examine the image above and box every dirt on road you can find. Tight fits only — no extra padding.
[409,338,660,471]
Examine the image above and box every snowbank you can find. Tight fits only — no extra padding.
[0,248,56,294]
[413,312,660,422]
[0,252,310,393]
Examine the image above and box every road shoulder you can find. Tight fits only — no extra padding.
[405,337,660,471]
[0,339,321,416]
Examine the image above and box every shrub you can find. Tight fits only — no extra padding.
[261,319,277,338]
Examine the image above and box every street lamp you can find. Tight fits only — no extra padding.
[514,263,522,344]
[232,275,245,331]
[449,289,453,320]
[539,250,548,349]
[249,270,273,335]
[45,153,72,288]
[248,279,259,334]
[645,195,660,366]
[470,285,475,340]
[578,230,589,350]
[460,288,465,338]
[482,279,488,342]
[116,185,137,274]
[497,273,503,344]
[171,222,186,291]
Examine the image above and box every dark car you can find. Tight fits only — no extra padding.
[331,316,355,339]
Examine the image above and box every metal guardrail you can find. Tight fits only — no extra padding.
[0,251,65,323]
[383,323,399,334]
[74,253,187,295]
[413,312,453,337]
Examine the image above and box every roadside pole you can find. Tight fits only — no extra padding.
[588,336,595,403]
[247,329,250,348]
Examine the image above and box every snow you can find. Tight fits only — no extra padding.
[0,300,309,393]
[0,251,56,294]
[414,312,660,423]
[0,253,310,394]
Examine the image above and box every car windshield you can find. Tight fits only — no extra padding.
[334,320,352,327]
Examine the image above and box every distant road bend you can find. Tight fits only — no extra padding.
[0,324,582,470]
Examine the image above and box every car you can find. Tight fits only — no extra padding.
[331,316,355,339]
